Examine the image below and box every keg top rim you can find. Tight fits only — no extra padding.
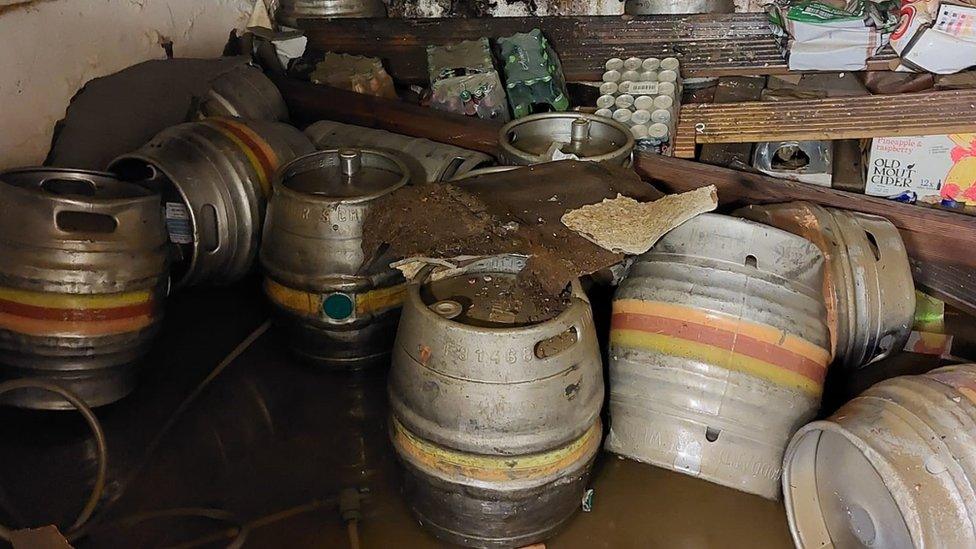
[0,167,157,204]
[274,148,409,203]
[499,112,635,164]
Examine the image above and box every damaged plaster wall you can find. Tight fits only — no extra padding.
[386,0,625,17]
[0,0,252,170]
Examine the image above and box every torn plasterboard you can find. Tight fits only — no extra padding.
[391,254,530,282]
[561,185,718,255]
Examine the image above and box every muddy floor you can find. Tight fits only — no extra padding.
[0,275,956,548]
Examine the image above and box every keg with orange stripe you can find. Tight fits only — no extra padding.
[0,168,169,410]
[260,149,409,368]
[606,213,831,499]
[110,118,314,288]
[783,364,976,548]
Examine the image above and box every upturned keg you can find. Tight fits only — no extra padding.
[200,65,289,122]
[111,118,314,288]
[260,148,409,368]
[737,202,915,369]
[0,168,169,409]
[305,120,493,183]
[783,364,976,548]
[276,0,386,27]
[389,255,603,547]
[606,214,831,499]
[499,113,634,166]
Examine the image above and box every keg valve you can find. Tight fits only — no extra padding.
[570,118,590,145]
[339,149,362,177]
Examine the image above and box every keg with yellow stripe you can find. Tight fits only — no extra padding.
[389,256,603,547]
[260,149,409,368]
[110,117,314,288]
[0,168,169,409]
[606,213,831,499]
[783,364,976,548]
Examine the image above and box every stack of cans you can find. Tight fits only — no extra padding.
[595,56,682,154]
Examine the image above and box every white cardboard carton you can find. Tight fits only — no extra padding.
[866,133,976,204]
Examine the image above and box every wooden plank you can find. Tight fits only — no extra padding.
[698,76,765,167]
[632,152,976,272]
[272,77,502,155]
[911,260,976,319]
[676,90,976,154]
[298,14,896,83]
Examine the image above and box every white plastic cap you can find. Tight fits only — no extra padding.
[634,96,655,111]
[661,57,680,71]
[599,81,618,95]
[615,94,635,109]
[631,109,652,125]
[612,109,632,124]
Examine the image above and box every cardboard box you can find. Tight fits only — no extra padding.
[866,133,976,204]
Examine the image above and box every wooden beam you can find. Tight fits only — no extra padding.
[297,14,896,84]
[675,89,976,158]
[632,152,976,272]
[698,76,765,167]
[273,77,502,155]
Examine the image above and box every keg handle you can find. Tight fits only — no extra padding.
[532,319,584,361]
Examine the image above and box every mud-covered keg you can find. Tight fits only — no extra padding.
[625,0,734,14]
[499,112,634,166]
[260,148,409,368]
[200,65,289,122]
[276,0,386,27]
[606,214,831,499]
[737,202,914,369]
[0,168,169,409]
[111,118,314,288]
[305,120,493,183]
[389,255,603,547]
[783,364,976,548]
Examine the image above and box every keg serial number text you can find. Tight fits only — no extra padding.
[442,341,534,365]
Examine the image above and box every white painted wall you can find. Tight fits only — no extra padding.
[0,0,252,170]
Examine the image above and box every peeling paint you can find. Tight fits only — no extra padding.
[0,0,251,169]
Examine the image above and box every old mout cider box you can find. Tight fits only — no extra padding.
[867,134,976,204]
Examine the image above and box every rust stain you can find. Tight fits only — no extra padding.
[418,344,432,366]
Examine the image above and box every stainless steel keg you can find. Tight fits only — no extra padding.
[305,120,493,183]
[625,0,735,14]
[389,255,603,547]
[200,64,289,122]
[0,168,169,409]
[499,113,634,166]
[783,364,976,548]
[606,213,831,499]
[276,0,386,27]
[260,148,409,368]
[737,202,915,369]
[111,118,314,288]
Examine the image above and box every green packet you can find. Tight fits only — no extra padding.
[768,0,899,30]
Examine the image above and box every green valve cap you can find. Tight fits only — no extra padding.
[323,293,354,320]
